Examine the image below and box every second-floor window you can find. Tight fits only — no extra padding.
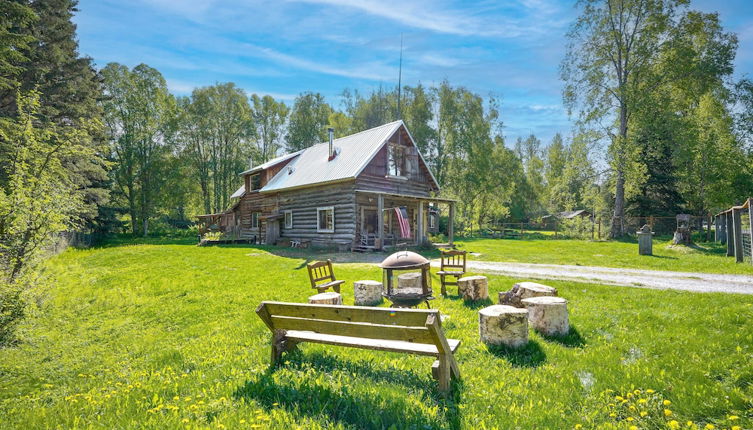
[388,144,408,177]
[249,174,262,190]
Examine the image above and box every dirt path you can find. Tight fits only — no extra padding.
[439,260,753,294]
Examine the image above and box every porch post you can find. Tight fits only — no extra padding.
[448,202,455,246]
[377,194,384,250]
[417,201,424,246]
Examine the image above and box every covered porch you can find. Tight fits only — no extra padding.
[354,190,456,251]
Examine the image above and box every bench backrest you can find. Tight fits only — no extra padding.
[307,260,337,289]
[440,250,467,271]
[257,301,442,345]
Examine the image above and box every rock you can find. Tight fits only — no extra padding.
[521,296,569,336]
[478,305,529,348]
[308,292,342,305]
[499,281,557,308]
[458,275,488,301]
[353,280,383,306]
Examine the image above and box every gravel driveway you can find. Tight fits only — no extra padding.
[434,260,753,294]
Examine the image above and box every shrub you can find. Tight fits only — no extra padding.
[560,216,594,240]
[0,282,26,346]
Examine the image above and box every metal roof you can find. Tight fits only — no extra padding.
[230,185,245,199]
[238,150,304,176]
[261,120,405,193]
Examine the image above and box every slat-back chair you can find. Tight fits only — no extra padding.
[437,250,467,296]
[306,259,344,293]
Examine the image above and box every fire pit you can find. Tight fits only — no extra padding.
[379,250,434,308]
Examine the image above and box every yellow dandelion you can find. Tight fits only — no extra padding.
[646,389,655,394]
[609,412,617,418]
[638,399,647,404]
[704,425,714,430]
[629,405,637,411]
[616,396,624,402]
[627,393,634,399]
[173,396,180,401]
[686,421,693,427]
[664,409,673,417]
[728,415,739,421]
[627,417,634,421]
[731,426,741,430]
[663,399,671,406]
[640,411,648,417]
[630,426,638,430]
[667,420,680,430]
[181,418,189,424]
[240,419,246,424]
[575,425,582,430]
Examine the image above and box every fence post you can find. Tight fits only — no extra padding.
[714,215,719,242]
[749,198,753,265]
[732,208,744,263]
[726,212,734,256]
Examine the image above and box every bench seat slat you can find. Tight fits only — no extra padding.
[264,301,435,327]
[285,330,461,357]
[271,316,435,344]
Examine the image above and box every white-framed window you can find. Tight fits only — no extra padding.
[284,210,293,229]
[429,213,436,229]
[317,206,335,233]
[251,212,259,229]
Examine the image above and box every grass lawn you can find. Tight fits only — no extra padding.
[1,240,751,429]
[452,237,753,275]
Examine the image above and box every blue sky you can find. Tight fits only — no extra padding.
[74,0,753,145]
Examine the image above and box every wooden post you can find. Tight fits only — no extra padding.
[417,201,424,246]
[377,194,384,250]
[726,212,734,257]
[733,208,743,263]
[720,212,727,245]
[448,202,455,246]
[714,215,720,242]
[749,199,753,265]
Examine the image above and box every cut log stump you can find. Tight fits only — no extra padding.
[498,281,558,308]
[458,275,488,301]
[521,296,569,336]
[353,280,383,306]
[308,292,342,305]
[478,305,528,348]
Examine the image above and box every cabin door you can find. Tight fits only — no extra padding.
[360,207,378,247]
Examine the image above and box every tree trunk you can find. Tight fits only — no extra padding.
[611,102,628,238]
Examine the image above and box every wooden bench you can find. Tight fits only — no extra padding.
[256,301,461,393]
[307,259,344,293]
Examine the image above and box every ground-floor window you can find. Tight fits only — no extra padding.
[317,206,334,233]
[251,212,259,229]
[284,210,293,229]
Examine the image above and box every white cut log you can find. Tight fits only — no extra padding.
[478,305,529,348]
[498,281,557,308]
[397,272,422,295]
[308,292,343,305]
[458,275,489,301]
[353,280,383,306]
[521,296,569,336]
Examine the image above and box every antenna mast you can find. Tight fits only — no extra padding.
[397,33,403,120]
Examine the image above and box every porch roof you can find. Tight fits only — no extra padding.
[354,189,456,204]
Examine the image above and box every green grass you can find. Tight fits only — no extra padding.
[452,237,753,275]
[1,241,751,429]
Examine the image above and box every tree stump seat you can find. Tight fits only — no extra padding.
[499,281,558,308]
[308,292,342,305]
[521,296,569,336]
[353,280,383,306]
[457,275,488,301]
[478,305,529,348]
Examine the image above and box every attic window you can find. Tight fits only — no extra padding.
[388,144,408,177]
[250,174,262,190]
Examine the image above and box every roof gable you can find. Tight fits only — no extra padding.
[259,120,438,193]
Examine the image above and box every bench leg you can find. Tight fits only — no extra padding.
[270,330,290,367]
[437,354,451,393]
[440,275,447,296]
[333,284,340,293]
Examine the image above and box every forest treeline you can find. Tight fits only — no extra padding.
[1,0,753,341]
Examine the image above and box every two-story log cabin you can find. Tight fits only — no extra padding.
[197,120,455,251]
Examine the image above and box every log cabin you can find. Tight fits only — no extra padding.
[197,120,455,251]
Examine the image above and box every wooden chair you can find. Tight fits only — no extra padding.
[437,250,467,296]
[256,301,461,393]
[306,259,344,293]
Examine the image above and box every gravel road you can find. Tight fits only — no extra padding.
[431,260,753,294]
